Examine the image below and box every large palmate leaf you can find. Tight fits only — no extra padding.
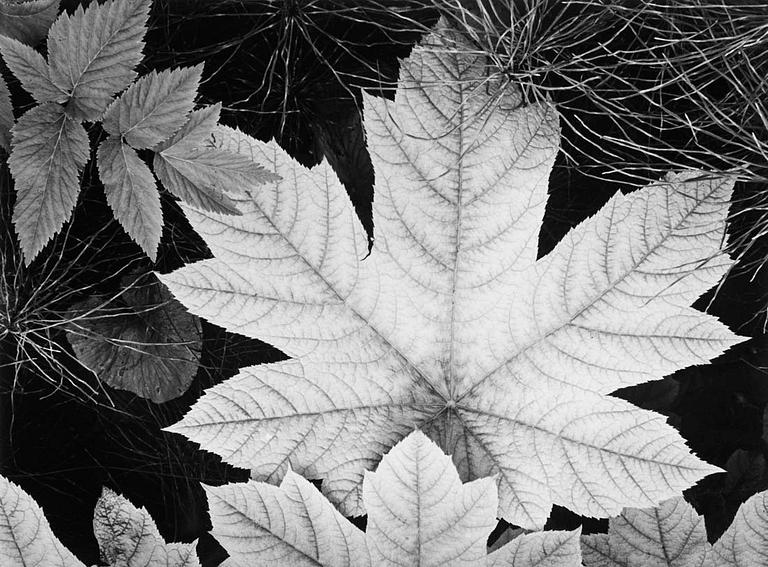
[0,475,200,566]
[206,430,581,567]
[581,489,768,566]
[161,26,743,529]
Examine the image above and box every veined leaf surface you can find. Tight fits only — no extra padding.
[10,102,89,263]
[97,135,162,260]
[93,487,200,567]
[153,107,279,214]
[161,26,743,528]
[0,476,199,566]
[206,430,581,567]
[102,65,203,149]
[46,0,150,121]
[0,35,63,103]
[0,0,59,46]
[0,475,83,566]
[582,490,768,567]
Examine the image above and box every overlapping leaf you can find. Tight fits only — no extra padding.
[93,487,200,567]
[0,475,199,566]
[46,0,149,120]
[0,35,63,103]
[102,65,203,149]
[0,0,59,46]
[206,430,581,567]
[153,105,280,214]
[582,490,768,566]
[161,25,743,529]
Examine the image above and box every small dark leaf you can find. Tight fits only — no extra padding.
[66,273,202,403]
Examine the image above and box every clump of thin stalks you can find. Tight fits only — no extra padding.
[151,1,768,284]
[0,168,145,406]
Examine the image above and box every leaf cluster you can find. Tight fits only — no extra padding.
[0,0,277,264]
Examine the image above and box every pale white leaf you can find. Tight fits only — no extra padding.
[364,430,497,566]
[97,135,162,260]
[103,65,203,149]
[205,430,580,567]
[0,35,64,103]
[161,25,742,528]
[0,475,85,567]
[582,497,707,567]
[93,487,200,567]
[487,530,582,567]
[706,489,768,566]
[10,102,89,263]
[47,0,150,121]
[582,490,768,567]
[0,0,59,46]
[205,473,369,567]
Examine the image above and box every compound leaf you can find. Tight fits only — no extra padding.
[581,490,768,567]
[0,34,63,103]
[66,273,202,403]
[161,25,742,529]
[103,65,203,149]
[157,102,220,151]
[97,135,162,260]
[93,487,200,567]
[10,102,89,263]
[47,0,150,121]
[205,430,581,567]
[0,0,59,46]
[0,475,85,567]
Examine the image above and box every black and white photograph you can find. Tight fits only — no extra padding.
[1,1,767,565]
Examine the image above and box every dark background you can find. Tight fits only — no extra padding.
[1,1,766,565]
